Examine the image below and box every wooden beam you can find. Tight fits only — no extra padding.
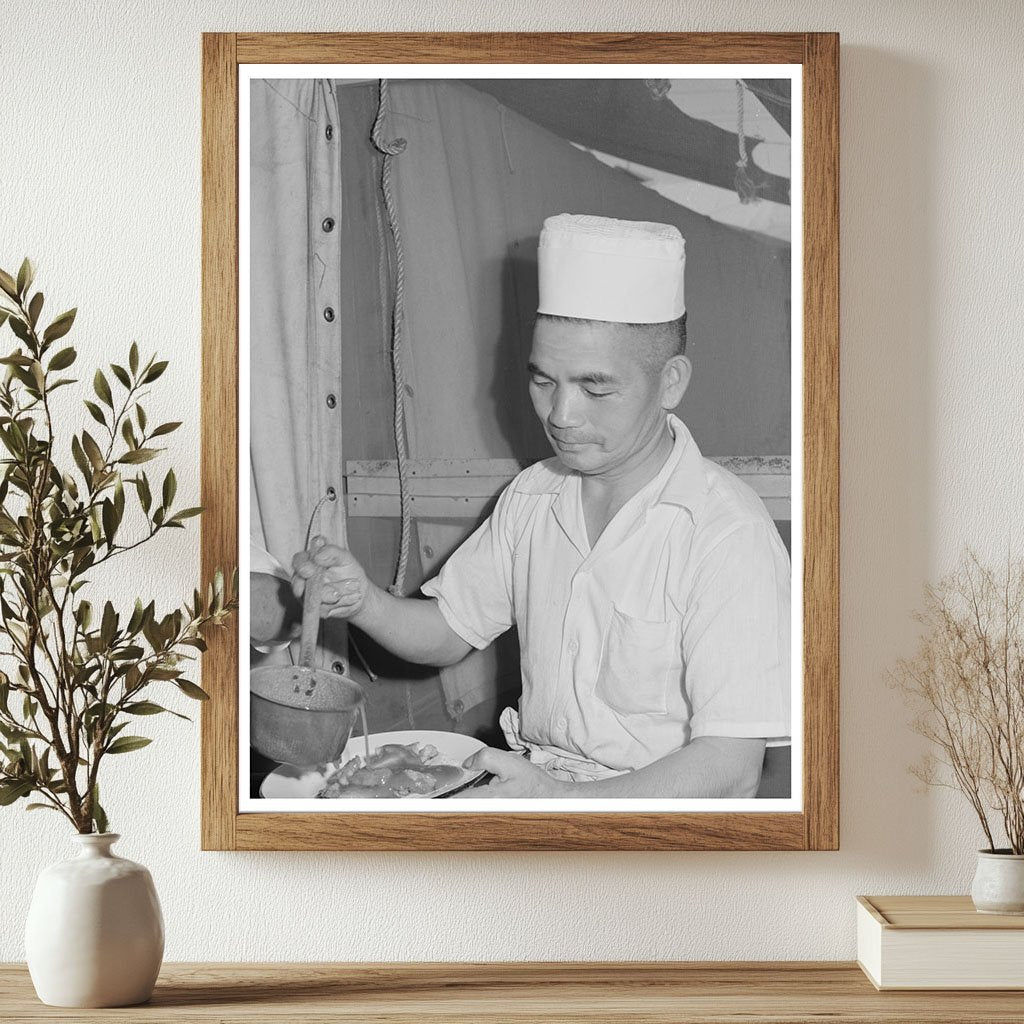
[344,457,792,520]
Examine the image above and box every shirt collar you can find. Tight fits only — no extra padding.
[654,414,709,516]
[513,413,709,517]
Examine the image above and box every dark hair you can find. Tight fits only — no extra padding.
[534,312,687,374]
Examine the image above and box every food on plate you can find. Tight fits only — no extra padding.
[317,742,465,799]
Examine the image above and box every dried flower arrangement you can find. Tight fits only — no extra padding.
[894,551,1024,854]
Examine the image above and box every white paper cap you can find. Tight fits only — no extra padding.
[537,214,686,324]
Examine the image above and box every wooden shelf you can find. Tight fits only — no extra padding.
[3,962,1024,1022]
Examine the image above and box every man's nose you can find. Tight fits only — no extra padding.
[548,387,582,428]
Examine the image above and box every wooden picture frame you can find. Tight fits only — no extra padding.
[201,32,839,851]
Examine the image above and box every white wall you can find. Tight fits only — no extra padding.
[2,0,1022,962]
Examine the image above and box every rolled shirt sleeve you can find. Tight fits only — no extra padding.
[420,485,517,649]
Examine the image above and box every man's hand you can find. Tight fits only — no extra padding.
[289,538,472,667]
[453,736,767,799]
[451,748,571,798]
[292,536,371,621]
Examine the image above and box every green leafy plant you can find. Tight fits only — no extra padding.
[0,259,236,833]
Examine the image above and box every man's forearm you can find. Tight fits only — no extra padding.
[349,584,473,667]
[569,736,766,799]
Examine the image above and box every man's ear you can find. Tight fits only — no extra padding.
[660,354,692,410]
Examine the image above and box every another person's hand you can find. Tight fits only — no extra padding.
[291,536,370,620]
[450,747,571,798]
[250,571,302,645]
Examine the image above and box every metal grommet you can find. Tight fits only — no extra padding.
[331,661,345,674]
[325,124,334,141]
[322,217,335,232]
[323,307,335,322]
[326,486,337,501]
[325,393,337,409]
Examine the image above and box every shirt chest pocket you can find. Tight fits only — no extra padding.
[595,606,682,716]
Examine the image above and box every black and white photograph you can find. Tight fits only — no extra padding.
[241,66,801,812]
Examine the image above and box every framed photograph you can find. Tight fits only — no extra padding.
[201,32,838,851]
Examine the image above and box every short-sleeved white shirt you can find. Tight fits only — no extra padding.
[421,415,791,780]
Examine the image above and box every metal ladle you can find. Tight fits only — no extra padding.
[250,568,366,767]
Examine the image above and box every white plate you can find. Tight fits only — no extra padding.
[258,730,486,800]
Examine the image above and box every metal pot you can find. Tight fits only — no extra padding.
[250,568,365,767]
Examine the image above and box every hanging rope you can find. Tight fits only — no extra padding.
[303,492,332,552]
[734,80,759,205]
[498,104,515,174]
[370,79,413,597]
[736,79,749,171]
[644,78,671,101]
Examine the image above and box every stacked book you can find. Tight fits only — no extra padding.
[857,895,1024,989]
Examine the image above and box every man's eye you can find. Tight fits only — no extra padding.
[585,389,612,398]
[530,378,552,388]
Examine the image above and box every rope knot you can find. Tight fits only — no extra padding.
[375,136,407,157]
[734,80,762,205]
[370,79,408,158]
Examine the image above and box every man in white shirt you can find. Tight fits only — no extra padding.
[286,214,790,798]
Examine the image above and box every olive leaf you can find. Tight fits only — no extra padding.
[142,360,168,383]
[93,369,113,408]
[27,292,43,328]
[42,308,76,344]
[16,258,34,298]
[175,679,210,701]
[105,736,152,755]
[0,269,19,300]
[48,346,77,371]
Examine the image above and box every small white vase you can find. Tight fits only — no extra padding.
[970,849,1024,915]
[24,833,164,1007]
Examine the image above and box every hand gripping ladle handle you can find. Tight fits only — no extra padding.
[298,569,323,671]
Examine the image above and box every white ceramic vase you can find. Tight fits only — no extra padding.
[24,833,164,1007]
[970,849,1024,915]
